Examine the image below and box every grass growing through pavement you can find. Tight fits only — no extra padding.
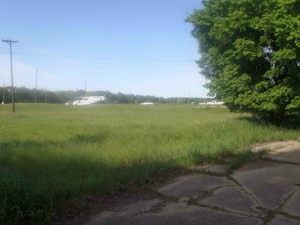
[0,104,299,224]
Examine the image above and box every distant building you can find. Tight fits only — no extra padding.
[199,100,224,105]
[206,100,224,105]
[66,96,106,105]
[140,102,154,105]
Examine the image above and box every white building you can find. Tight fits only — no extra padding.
[66,96,106,105]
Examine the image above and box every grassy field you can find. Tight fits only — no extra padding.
[0,104,299,225]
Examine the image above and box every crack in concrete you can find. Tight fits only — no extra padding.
[253,186,300,225]
[227,175,263,208]
[192,183,238,202]
[151,180,236,206]
[152,161,300,225]
[260,210,300,225]
[275,190,300,222]
[277,189,296,211]
[159,187,300,225]
[126,186,263,221]
[187,199,264,221]
[228,161,300,225]
[276,212,300,222]
[149,177,264,221]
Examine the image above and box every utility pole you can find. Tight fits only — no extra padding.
[85,79,86,96]
[2,83,4,104]
[35,69,38,104]
[45,86,47,103]
[2,39,18,113]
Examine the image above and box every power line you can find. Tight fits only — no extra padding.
[2,40,18,113]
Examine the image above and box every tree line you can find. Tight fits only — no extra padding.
[0,86,209,104]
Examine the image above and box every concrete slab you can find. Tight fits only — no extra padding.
[83,198,163,225]
[269,148,300,165]
[269,215,300,225]
[232,160,300,210]
[86,202,263,225]
[282,189,300,217]
[201,186,262,216]
[253,140,300,164]
[158,174,235,200]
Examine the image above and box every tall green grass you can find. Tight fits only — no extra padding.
[0,104,298,224]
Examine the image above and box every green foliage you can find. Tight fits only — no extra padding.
[0,104,298,224]
[187,0,300,123]
[227,151,256,172]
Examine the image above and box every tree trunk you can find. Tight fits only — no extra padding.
[270,111,285,125]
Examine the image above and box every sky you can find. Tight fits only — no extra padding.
[0,0,207,98]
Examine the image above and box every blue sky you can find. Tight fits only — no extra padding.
[0,0,207,98]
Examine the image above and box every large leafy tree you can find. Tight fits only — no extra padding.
[187,0,300,123]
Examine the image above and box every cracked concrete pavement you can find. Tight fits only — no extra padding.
[80,140,300,225]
